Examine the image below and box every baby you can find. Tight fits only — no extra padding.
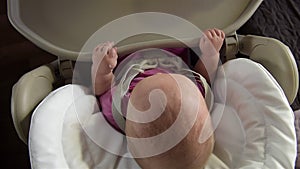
[91,29,225,169]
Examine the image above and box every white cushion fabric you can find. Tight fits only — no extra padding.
[294,109,300,167]
[29,85,141,169]
[212,59,296,168]
[29,58,296,169]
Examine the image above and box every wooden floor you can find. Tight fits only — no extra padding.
[0,0,56,168]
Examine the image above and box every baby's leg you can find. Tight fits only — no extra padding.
[91,42,118,95]
[125,73,214,169]
[194,28,225,84]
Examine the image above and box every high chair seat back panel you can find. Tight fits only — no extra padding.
[237,0,300,109]
[28,59,296,169]
[8,0,261,60]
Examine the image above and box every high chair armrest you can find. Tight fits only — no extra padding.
[11,65,55,144]
[238,35,299,104]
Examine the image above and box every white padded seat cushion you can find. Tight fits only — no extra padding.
[212,59,296,168]
[293,109,300,167]
[29,84,141,169]
[28,59,296,169]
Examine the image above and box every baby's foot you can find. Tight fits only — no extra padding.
[92,42,118,74]
[199,28,225,56]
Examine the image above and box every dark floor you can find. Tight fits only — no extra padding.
[0,0,56,168]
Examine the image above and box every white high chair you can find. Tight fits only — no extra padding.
[8,0,298,168]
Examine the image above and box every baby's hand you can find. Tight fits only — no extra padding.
[199,29,225,56]
[92,42,118,74]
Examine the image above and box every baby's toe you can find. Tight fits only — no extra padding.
[107,48,117,58]
[208,29,216,38]
[213,28,225,40]
[106,48,118,66]
[213,29,219,35]
[220,30,225,39]
[204,30,213,39]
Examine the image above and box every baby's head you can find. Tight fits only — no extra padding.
[125,73,214,169]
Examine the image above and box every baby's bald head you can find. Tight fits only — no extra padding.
[125,73,214,169]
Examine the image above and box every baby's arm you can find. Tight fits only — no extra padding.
[91,42,118,95]
[194,29,225,84]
